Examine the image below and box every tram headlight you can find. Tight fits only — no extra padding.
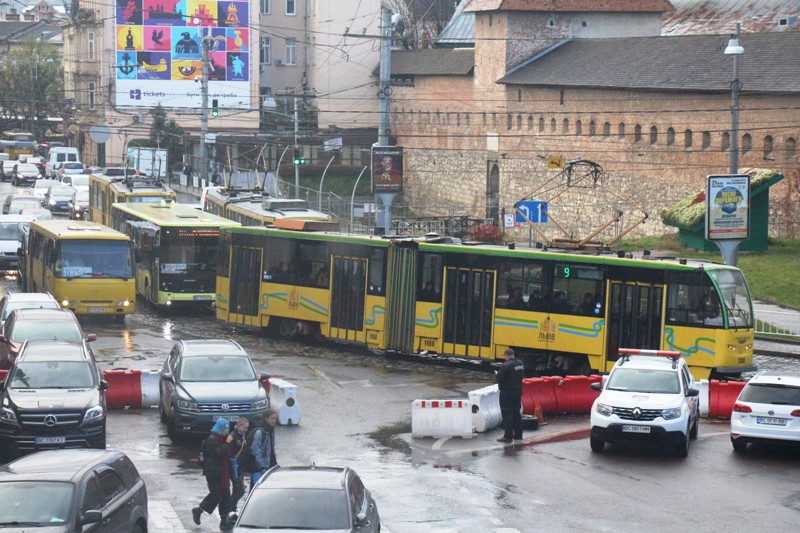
[117,300,131,307]
[60,299,71,307]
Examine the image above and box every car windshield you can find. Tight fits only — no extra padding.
[9,199,41,214]
[238,488,350,530]
[62,163,84,170]
[10,361,95,389]
[49,188,74,200]
[178,355,256,382]
[739,383,800,405]
[0,222,22,240]
[3,300,59,320]
[606,368,680,394]
[10,320,83,342]
[73,191,89,204]
[67,176,89,187]
[0,481,73,525]
[16,164,38,173]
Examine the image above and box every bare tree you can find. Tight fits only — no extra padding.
[383,0,457,49]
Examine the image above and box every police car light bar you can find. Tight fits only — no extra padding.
[618,348,682,360]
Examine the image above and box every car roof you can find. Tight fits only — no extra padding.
[18,340,90,361]
[0,449,123,483]
[6,194,39,201]
[613,355,683,372]
[748,371,800,387]
[261,466,348,490]
[3,292,58,303]
[8,308,79,321]
[179,339,247,357]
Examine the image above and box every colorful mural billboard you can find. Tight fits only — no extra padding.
[115,0,251,108]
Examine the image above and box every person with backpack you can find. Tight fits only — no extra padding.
[192,419,235,530]
[250,409,278,488]
[229,417,251,510]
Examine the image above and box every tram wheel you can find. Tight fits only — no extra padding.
[278,318,298,338]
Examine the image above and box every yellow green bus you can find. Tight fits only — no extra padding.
[0,131,36,160]
[21,220,136,319]
[89,173,176,225]
[110,201,240,308]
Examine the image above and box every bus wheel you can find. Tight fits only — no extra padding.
[278,318,298,338]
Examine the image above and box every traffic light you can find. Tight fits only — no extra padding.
[293,148,305,165]
[211,99,219,118]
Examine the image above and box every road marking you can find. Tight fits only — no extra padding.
[148,500,188,532]
[305,364,343,388]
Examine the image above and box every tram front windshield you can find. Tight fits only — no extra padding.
[711,269,753,328]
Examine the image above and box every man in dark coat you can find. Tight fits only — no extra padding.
[496,348,525,443]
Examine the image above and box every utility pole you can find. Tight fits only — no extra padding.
[377,7,394,235]
[294,94,299,197]
[199,28,209,184]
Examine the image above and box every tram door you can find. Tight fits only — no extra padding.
[606,282,664,367]
[229,246,262,324]
[442,268,495,358]
[330,256,367,342]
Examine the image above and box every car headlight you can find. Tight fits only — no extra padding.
[251,398,268,410]
[177,399,199,411]
[661,407,682,420]
[0,407,18,424]
[595,403,613,417]
[83,405,104,422]
[48,199,56,206]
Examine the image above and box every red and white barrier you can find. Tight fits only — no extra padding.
[268,378,301,426]
[411,399,474,439]
[469,385,501,433]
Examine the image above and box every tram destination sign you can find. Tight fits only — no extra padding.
[705,174,750,241]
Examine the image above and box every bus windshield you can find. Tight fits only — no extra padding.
[129,195,174,203]
[56,239,133,279]
[159,230,218,274]
[710,268,753,328]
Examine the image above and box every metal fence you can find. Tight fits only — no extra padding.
[755,309,800,340]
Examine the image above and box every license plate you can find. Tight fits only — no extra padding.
[35,436,66,445]
[621,425,651,434]
[87,307,107,313]
[756,416,787,426]
[212,415,239,422]
[193,295,213,301]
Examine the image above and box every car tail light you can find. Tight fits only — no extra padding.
[732,402,752,413]
[791,409,800,417]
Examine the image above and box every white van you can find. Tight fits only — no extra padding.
[45,147,81,178]
[0,214,34,271]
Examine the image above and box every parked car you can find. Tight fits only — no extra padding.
[0,448,147,531]
[70,188,90,220]
[33,177,60,199]
[0,307,96,370]
[19,207,54,221]
[61,173,90,191]
[56,161,86,180]
[589,350,700,457]
[0,292,60,329]
[233,465,381,533]
[158,339,270,442]
[2,193,42,214]
[0,339,107,456]
[0,214,34,271]
[730,371,800,452]
[10,162,42,187]
[44,184,77,215]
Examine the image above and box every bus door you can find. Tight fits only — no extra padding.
[329,256,367,342]
[442,268,495,358]
[229,246,262,324]
[606,281,664,369]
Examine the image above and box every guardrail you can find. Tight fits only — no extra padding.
[755,309,800,340]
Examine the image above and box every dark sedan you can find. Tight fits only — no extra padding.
[10,163,42,187]
[44,184,77,215]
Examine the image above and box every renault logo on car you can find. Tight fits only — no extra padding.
[633,407,642,420]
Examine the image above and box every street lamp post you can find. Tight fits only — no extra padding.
[725,22,744,175]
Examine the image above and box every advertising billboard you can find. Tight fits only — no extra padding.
[705,174,751,241]
[371,146,403,193]
[115,0,251,109]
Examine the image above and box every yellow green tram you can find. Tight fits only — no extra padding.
[89,174,177,226]
[215,225,755,379]
[204,188,334,227]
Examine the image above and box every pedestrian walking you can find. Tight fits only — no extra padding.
[192,419,235,530]
[229,417,250,510]
[496,348,525,443]
[250,409,278,487]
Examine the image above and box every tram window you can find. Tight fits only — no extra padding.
[665,272,720,326]
[262,238,294,282]
[367,248,385,295]
[417,253,442,302]
[497,260,543,310]
[552,264,604,316]
[293,241,329,287]
[217,232,230,276]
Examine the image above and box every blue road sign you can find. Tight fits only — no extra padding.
[515,201,548,224]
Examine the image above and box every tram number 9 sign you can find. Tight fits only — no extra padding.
[705,174,750,241]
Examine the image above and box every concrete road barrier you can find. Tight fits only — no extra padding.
[412,399,474,439]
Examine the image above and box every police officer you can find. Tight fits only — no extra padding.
[496,348,525,443]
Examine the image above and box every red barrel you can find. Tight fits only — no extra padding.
[104,369,143,409]
[708,380,747,419]
[555,375,602,414]
[521,377,560,415]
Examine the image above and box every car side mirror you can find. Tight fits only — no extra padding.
[161,371,175,383]
[590,382,602,391]
[80,510,102,525]
[85,333,97,342]
[687,387,700,397]
[99,379,108,391]
[259,371,271,381]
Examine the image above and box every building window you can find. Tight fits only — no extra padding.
[785,137,796,160]
[88,82,95,110]
[634,124,642,142]
[702,131,711,150]
[721,132,730,151]
[527,116,533,131]
[603,122,611,137]
[464,113,470,128]
[550,118,556,133]
[575,120,582,135]
[286,0,295,15]
[539,117,545,133]
[667,127,675,146]
[618,123,625,139]
[742,133,752,153]
[285,38,296,65]
[764,135,774,159]
[649,126,658,145]
[506,114,512,130]
[260,37,271,64]
[88,32,95,60]
[589,120,596,136]
[684,129,693,149]
[562,118,569,134]
[516,114,522,130]
[260,0,270,13]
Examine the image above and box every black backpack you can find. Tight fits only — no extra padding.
[238,428,259,472]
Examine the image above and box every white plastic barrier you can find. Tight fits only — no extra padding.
[469,384,501,433]
[697,379,710,418]
[140,371,160,408]
[411,399,474,439]
[269,378,301,426]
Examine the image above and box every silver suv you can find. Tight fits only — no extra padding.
[590,349,700,457]
[158,339,270,442]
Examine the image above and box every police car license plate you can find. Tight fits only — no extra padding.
[212,415,239,422]
[35,436,66,445]
[756,416,787,426]
[87,307,107,313]
[621,425,650,433]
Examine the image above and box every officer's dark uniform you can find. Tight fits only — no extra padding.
[496,349,525,442]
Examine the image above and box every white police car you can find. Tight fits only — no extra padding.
[590,349,700,458]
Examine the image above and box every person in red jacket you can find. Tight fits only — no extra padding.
[193,418,235,530]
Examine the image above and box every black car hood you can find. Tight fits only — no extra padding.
[8,388,100,410]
